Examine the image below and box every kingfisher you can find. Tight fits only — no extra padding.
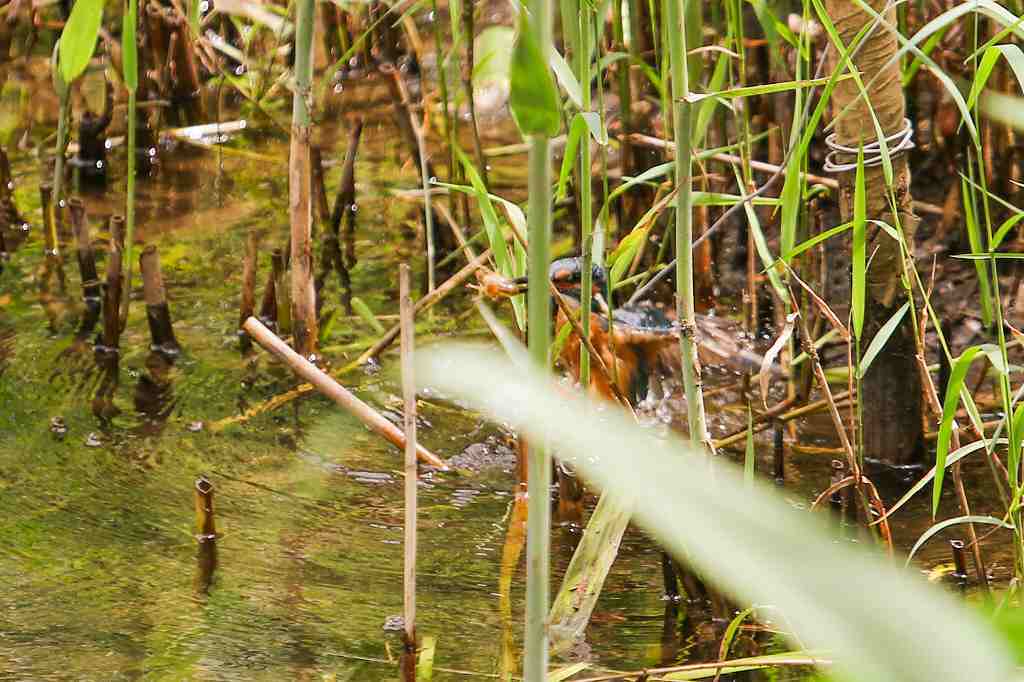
[482,256,766,406]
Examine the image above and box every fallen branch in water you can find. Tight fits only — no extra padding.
[239,316,447,469]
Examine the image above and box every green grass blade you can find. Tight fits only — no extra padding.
[852,145,866,340]
[351,297,386,335]
[858,302,909,378]
[781,221,852,262]
[123,0,138,90]
[934,347,985,517]
[960,175,994,326]
[510,12,562,136]
[906,515,1013,566]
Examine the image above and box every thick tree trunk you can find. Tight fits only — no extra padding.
[826,0,923,466]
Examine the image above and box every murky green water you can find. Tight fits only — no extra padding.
[0,60,1012,681]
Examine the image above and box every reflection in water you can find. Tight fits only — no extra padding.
[134,350,177,427]
[194,537,218,598]
[499,494,527,680]
[91,349,120,423]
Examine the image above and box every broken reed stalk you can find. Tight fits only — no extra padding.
[68,199,101,338]
[194,474,217,539]
[242,316,447,469]
[289,0,319,358]
[140,245,180,354]
[239,230,258,352]
[329,118,363,249]
[101,216,125,351]
[460,0,486,189]
[259,250,278,330]
[399,263,417,648]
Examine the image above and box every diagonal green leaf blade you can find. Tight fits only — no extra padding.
[934,347,985,516]
[419,344,1017,682]
[59,0,104,84]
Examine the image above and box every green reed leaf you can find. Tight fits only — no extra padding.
[59,0,104,84]
[852,146,866,340]
[934,346,986,517]
[510,13,561,137]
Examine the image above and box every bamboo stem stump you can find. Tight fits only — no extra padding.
[101,217,124,351]
[242,316,447,469]
[140,245,180,354]
[399,263,417,648]
[68,199,102,339]
[194,475,218,596]
[194,475,217,539]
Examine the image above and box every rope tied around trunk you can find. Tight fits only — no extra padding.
[822,117,915,174]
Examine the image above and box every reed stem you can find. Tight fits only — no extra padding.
[665,0,712,453]
[524,0,554,673]
[399,263,418,647]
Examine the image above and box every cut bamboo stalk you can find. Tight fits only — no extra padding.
[101,217,124,351]
[194,475,217,539]
[243,316,447,469]
[399,263,417,648]
[68,199,101,338]
[140,245,180,354]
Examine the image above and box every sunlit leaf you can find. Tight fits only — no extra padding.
[59,0,104,84]
[510,13,561,137]
[123,0,138,91]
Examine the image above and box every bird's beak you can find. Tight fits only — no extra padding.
[511,275,530,294]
